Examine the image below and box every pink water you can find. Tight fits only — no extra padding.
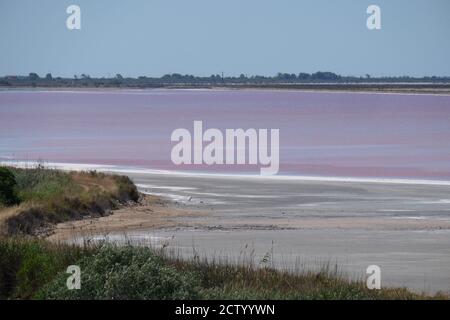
[1,89,450,180]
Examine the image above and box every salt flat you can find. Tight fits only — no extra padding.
[66,168,450,294]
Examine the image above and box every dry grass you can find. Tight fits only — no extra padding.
[0,206,21,235]
[0,166,139,236]
[71,171,119,194]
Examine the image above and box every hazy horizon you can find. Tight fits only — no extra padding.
[1,0,450,78]
[2,71,450,79]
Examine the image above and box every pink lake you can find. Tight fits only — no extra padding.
[1,88,450,180]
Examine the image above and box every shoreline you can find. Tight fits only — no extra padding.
[46,192,450,294]
[46,194,208,242]
[2,85,450,96]
[4,162,450,293]
[47,193,450,242]
[3,160,450,186]
[44,164,450,294]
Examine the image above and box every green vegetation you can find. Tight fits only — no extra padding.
[0,167,19,206]
[0,239,92,299]
[0,165,139,236]
[0,238,447,300]
[2,72,450,89]
[37,245,200,300]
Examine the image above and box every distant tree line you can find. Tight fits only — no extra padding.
[1,71,449,88]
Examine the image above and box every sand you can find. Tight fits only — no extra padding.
[46,169,450,294]
[47,195,207,242]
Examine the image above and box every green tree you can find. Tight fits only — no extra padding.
[0,167,19,206]
[28,73,40,81]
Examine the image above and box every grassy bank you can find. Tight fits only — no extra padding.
[0,165,139,236]
[0,238,447,300]
[1,166,448,300]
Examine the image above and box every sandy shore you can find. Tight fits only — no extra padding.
[47,195,207,242]
[45,169,450,293]
[48,195,450,242]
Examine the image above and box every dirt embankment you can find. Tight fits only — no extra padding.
[47,194,207,241]
[0,168,140,237]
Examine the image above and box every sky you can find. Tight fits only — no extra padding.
[0,0,449,78]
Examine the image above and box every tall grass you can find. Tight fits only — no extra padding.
[0,238,446,300]
[12,166,79,203]
[0,238,93,299]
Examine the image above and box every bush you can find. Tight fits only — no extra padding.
[0,239,441,300]
[37,246,201,300]
[0,239,88,299]
[114,175,140,202]
[0,167,19,206]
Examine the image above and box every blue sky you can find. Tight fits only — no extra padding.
[0,0,449,77]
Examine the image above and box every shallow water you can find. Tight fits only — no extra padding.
[61,168,450,294]
[1,89,450,179]
[77,228,450,294]
[128,170,450,222]
[2,89,450,294]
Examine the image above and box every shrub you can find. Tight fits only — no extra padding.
[37,246,201,300]
[114,175,140,202]
[0,167,19,206]
[0,239,88,299]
